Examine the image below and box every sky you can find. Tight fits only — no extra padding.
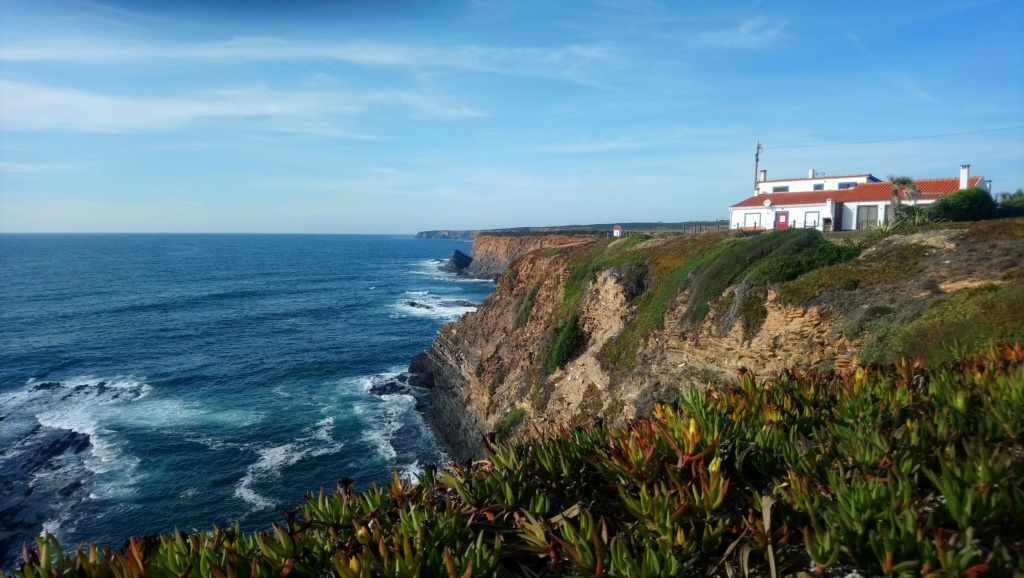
[1,0,1022,234]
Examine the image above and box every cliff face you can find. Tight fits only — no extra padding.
[413,224,1024,460]
[463,235,588,280]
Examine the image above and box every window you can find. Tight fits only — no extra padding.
[856,206,878,230]
[772,186,789,193]
[838,182,857,190]
[813,184,824,191]
[743,213,761,228]
[805,211,820,228]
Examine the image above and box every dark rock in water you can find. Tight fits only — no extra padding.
[32,382,62,391]
[58,480,85,498]
[404,301,433,310]
[368,377,409,396]
[407,353,435,388]
[439,299,477,308]
[40,430,91,463]
[367,373,431,412]
[439,249,473,274]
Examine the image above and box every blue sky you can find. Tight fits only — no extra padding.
[1,0,1022,233]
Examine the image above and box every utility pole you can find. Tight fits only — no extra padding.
[753,141,762,196]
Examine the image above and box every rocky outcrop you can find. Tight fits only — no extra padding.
[411,228,1023,461]
[440,249,473,274]
[408,334,490,462]
[462,235,589,280]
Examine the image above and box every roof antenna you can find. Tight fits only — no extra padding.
[753,141,762,196]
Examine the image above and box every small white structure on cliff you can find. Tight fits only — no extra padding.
[729,165,989,232]
[613,225,622,237]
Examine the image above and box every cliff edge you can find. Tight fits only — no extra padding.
[412,221,1024,460]
[461,234,589,280]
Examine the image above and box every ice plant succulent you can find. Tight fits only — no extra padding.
[5,344,1022,577]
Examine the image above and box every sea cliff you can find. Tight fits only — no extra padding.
[412,221,1024,461]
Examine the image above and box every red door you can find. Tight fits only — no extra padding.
[775,211,789,230]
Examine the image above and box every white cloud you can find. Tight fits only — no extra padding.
[691,17,786,49]
[0,80,483,134]
[0,37,614,82]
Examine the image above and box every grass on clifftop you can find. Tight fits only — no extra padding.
[860,283,1024,365]
[598,229,860,370]
[9,345,1023,578]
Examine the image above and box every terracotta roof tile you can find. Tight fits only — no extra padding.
[730,176,983,209]
[849,177,982,196]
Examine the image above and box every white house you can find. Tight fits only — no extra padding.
[730,165,989,232]
[754,169,881,195]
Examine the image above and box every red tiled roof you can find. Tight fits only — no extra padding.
[732,191,836,208]
[760,173,876,183]
[846,176,981,197]
[731,176,983,208]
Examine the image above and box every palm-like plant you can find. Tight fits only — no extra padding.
[888,175,921,215]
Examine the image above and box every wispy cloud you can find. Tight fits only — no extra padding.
[538,139,660,154]
[888,76,940,104]
[0,80,483,134]
[0,161,88,173]
[690,17,786,49]
[0,37,614,83]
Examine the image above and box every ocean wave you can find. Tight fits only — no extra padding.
[394,294,477,321]
[234,417,345,511]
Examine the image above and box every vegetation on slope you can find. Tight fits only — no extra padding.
[8,346,1023,578]
[596,229,860,370]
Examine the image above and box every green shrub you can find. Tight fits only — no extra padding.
[776,243,928,306]
[494,407,527,439]
[927,187,996,222]
[997,189,1024,218]
[681,228,856,328]
[512,286,538,329]
[543,316,585,374]
[488,367,508,396]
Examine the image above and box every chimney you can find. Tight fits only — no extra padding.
[960,164,970,190]
[985,180,992,192]
[759,169,767,182]
[808,169,815,178]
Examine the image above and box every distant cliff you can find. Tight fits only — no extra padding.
[411,221,1024,460]
[415,230,476,240]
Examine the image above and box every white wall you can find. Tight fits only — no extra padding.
[755,174,875,195]
[839,199,939,230]
[730,204,830,230]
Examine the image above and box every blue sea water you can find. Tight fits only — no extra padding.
[0,234,492,566]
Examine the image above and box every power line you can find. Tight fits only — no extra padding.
[767,125,1024,149]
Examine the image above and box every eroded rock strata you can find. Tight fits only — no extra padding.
[413,227,1024,460]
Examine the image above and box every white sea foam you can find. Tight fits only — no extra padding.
[395,294,477,321]
[31,378,146,492]
[234,416,345,510]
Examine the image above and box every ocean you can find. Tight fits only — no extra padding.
[0,234,492,567]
